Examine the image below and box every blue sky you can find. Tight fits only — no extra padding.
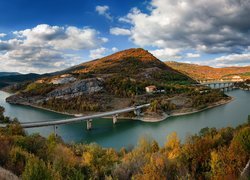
[0,0,250,73]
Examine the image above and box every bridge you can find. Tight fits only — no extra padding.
[196,79,239,92]
[0,104,150,134]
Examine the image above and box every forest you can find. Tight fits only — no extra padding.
[0,106,249,179]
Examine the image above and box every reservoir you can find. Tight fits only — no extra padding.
[0,90,249,149]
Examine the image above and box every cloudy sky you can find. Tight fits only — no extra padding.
[0,0,250,73]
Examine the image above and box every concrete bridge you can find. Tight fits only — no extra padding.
[0,104,150,134]
[196,80,239,92]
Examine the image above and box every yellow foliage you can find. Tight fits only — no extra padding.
[165,132,181,159]
[52,144,78,167]
[82,151,93,166]
[133,153,167,180]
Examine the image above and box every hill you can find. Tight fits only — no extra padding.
[0,72,21,77]
[165,61,250,80]
[64,48,190,82]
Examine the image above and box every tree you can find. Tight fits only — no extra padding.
[22,156,54,180]
[233,127,250,154]
[151,140,159,153]
[164,132,181,159]
[133,153,168,180]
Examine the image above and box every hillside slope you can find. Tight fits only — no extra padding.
[166,61,250,80]
[65,48,190,82]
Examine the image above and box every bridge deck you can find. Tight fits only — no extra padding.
[0,104,150,128]
[200,81,235,85]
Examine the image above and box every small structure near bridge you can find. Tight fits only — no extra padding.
[145,85,157,93]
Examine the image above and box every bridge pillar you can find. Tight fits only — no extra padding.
[112,114,118,124]
[86,119,92,130]
[53,125,58,137]
[213,84,216,89]
[134,108,141,116]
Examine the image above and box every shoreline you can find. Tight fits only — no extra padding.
[6,96,234,123]
[137,97,234,122]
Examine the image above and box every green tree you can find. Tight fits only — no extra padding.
[22,156,53,180]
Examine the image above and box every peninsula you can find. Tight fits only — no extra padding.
[5,48,231,121]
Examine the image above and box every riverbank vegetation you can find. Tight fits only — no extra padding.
[235,80,250,90]
[0,106,249,179]
[187,89,228,108]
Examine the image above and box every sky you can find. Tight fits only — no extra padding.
[0,0,250,73]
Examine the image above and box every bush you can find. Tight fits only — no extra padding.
[22,156,54,180]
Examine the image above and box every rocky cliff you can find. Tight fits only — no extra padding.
[47,78,103,99]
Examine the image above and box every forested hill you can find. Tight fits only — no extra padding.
[64,48,192,82]
[165,61,250,80]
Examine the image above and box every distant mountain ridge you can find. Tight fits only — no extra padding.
[0,73,42,89]
[0,72,21,77]
[165,61,250,80]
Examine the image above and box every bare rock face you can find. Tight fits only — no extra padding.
[0,167,19,180]
[47,78,103,98]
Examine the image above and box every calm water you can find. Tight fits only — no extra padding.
[0,90,249,149]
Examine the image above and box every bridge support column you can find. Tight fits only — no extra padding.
[213,84,216,89]
[134,109,141,116]
[86,119,92,130]
[53,125,58,137]
[113,114,118,124]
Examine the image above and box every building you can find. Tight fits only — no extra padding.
[145,85,157,93]
[231,75,243,82]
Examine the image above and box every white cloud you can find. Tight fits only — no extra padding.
[186,53,200,58]
[111,47,118,52]
[1,48,81,73]
[150,48,181,60]
[89,47,120,59]
[0,24,108,73]
[13,24,107,50]
[0,33,6,38]
[89,47,107,59]
[209,53,250,67]
[110,27,131,36]
[119,0,250,54]
[96,5,113,20]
